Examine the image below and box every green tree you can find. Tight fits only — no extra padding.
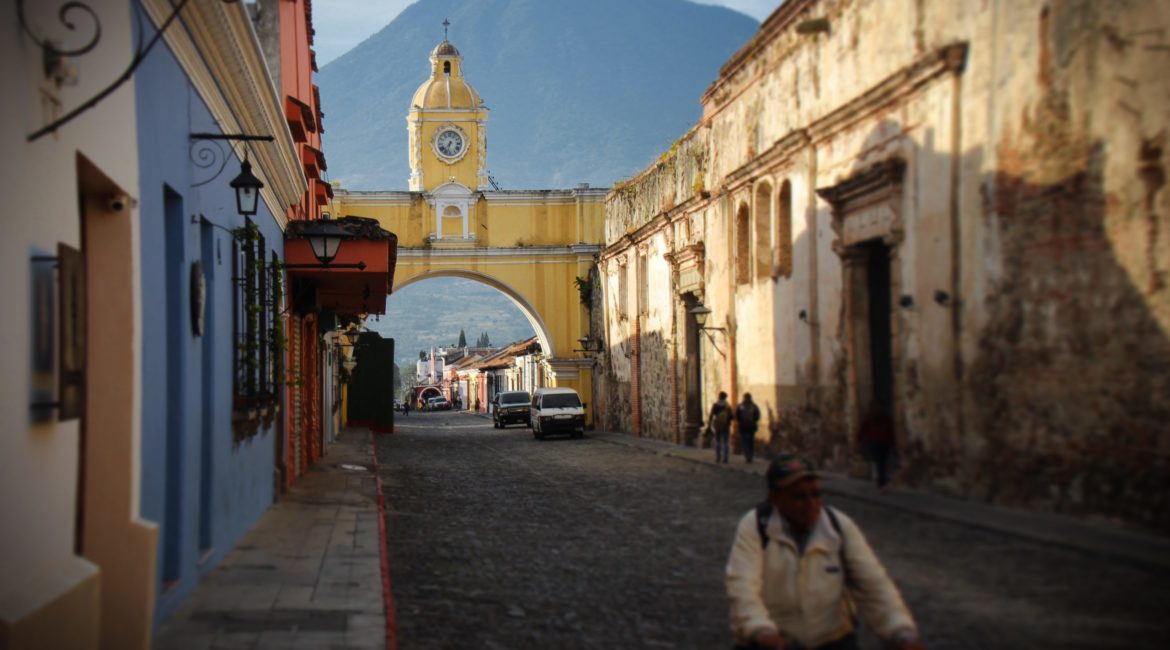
[458,328,467,347]
[476,331,491,347]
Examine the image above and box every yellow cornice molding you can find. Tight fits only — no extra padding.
[142,0,306,230]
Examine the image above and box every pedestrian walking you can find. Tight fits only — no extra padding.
[725,455,924,650]
[736,393,761,463]
[707,391,733,463]
[858,403,895,491]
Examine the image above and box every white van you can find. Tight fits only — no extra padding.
[529,387,585,439]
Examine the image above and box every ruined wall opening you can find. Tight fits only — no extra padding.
[735,202,750,284]
[776,180,793,278]
[681,292,704,445]
[754,182,772,280]
[864,240,894,415]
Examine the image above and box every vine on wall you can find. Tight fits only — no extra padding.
[574,275,593,312]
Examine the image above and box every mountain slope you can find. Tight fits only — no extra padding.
[318,0,757,190]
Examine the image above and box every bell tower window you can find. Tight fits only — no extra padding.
[443,61,451,75]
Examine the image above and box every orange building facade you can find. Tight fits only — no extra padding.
[262,0,395,488]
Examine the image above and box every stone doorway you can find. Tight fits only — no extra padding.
[847,239,895,417]
[818,158,906,436]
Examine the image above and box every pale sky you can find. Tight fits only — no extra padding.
[312,0,780,66]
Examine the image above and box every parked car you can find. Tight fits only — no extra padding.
[426,396,451,411]
[529,387,585,439]
[492,391,531,428]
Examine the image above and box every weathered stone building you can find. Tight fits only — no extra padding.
[594,0,1170,531]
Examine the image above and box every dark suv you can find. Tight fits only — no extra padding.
[492,391,531,428]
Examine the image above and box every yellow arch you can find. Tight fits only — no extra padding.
[330,188,605,416]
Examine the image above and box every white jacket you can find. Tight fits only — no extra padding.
[725,506,916,647]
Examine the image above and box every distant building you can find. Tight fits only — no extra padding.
[416,347,446,385]
[453,337,544,412]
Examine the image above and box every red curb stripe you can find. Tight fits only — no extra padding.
[369,432,398,650]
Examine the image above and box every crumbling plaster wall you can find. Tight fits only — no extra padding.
[697,0,972,470]
[602,0,1170,529]
[638,234,677,440]
[961,0,1170,529]
[599,254,634,435]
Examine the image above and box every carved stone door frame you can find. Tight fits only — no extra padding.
[817,159,907,442]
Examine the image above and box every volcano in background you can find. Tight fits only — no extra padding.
[318,0,758,191]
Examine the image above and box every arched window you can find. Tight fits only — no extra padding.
[776,180,793,278]
[441,205,464,238]
[735,202,750,285]
[443,61,451,75]
[754,182,772,280]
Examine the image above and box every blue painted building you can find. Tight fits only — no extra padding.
[132,0,308,624]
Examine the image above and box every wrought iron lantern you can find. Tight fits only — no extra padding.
[229,158,264,216]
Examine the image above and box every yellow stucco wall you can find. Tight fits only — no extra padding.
[410,111,485,190]
[330,189,605,365]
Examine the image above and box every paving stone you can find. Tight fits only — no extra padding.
[155,429,386,650]
[376,411,1170,650]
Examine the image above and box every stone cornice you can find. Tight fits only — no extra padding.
[663,242,705,269]
[720,43,968,194]
[334,189,418,205]
[701,0,816,108]
[816,158,907,213]
[602,180,716,259]
[397,245,600,260]
[143,0,306,229]
[599,212,672,262]
[806,43,968,145]
[482,189,609,204]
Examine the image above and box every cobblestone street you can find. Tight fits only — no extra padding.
[377,412,1170,650]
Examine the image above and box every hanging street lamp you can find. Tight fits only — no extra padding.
[284,219,367,271]
[229,157,264,216]
[301,220,352,265]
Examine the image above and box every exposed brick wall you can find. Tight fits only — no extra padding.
[631,320,641,435]
[637,327,675,441]
[965,4,1170,530]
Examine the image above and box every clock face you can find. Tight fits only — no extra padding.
[435,129,465,158]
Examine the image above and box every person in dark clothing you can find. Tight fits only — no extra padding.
[708,391,732,463]
[735,393,762,463]
[858,404,895,491]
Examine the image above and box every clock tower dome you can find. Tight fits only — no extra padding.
[407,36,489,192]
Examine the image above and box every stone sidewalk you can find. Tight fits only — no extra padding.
[153,428,387,650]
[588,430,1170,573]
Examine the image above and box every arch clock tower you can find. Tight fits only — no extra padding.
[407,37,489,194]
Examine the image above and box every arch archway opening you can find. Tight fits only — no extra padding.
[374,270,555,361]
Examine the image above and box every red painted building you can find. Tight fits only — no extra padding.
[259,0,396,489]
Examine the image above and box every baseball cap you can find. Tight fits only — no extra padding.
[766,454,818,490]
